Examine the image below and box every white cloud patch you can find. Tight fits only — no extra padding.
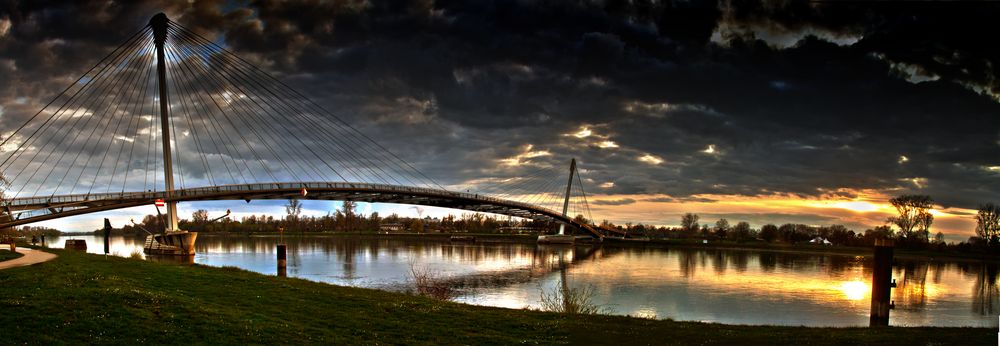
[598,140,618,148]
[638,154,663,165]
[0,17,11,38]
[499,144,552,166]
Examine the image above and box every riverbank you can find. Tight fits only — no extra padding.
[0,249,23,261]
[0,248,991,345]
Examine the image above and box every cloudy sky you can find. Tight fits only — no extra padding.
[0,0,998,239]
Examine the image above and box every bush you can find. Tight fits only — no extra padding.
[539,279,610,315]
[409,263,453,300]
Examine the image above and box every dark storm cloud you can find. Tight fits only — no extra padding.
[1,0,998,213]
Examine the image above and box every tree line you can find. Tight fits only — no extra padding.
[100,199,560,235]
[601,195,1000,252]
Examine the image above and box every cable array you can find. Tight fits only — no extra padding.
[471,160,594,222]
[0,20,443,201]
[0,18,592,224]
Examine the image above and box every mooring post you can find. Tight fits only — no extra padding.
[276,244,287,277]
[103,218,112,255]
[869,238,896,326]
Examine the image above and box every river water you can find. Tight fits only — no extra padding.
[46,234,998,327]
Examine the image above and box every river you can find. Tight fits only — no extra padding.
[45,234,999,327]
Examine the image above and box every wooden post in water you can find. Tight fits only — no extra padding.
[276,244,287,277]
[870,238,896,326]
[103,218,112,255]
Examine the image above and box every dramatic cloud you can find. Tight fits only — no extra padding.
[0,1,998,235]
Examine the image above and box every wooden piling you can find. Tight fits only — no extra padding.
[869,238,895,327]
[276,244,287,277]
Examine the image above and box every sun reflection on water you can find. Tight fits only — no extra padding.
[840,281,869,301]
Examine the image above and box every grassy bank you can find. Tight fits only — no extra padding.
[0,249,22,261]
[0,248,992,345]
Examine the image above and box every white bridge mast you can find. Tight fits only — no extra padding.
[151,13,178,232]
[558,158,576,235]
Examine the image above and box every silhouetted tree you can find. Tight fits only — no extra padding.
[681,213,699,236]
[731,221,752,242]
[760,224,779,242]
[887,195,934,242]
[714,219,730,239]
[976,203,1000,245]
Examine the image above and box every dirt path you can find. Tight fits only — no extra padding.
[0,247,57,270]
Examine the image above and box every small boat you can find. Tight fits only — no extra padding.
[144,230,198,255]
[450,235,476,242]
[537,234,575,244]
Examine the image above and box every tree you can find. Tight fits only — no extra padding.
[192,209,209,223]
[285,199,303,230]
[714,219,730,239]
[731,221,752,242]
[976,203,1000,245]
[680,213,700,233]
[760,224,779,242]
[934,232,945,244]
[887,195,934,241]
[341,201,357,232]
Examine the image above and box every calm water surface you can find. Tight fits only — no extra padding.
[48,234,999,327]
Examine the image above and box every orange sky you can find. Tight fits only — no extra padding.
[584,190,978,241]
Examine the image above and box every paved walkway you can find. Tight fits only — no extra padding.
[0,247,57,270]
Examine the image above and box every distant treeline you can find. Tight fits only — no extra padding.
[603,195,1000,254]
[98,200,561,235]
[1,225,62,238]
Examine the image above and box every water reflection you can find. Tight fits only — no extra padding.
[43,234,1000,327]
[972,263,999,315]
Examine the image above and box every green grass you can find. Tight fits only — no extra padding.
[0,249,992,345]
[0,249,22,261]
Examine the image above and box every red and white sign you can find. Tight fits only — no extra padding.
[154,199,165,207]
[300,187,308,197]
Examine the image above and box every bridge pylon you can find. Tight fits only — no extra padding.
[558,158,576,236]
[150,13,178,232]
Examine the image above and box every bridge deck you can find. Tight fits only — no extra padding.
[3,182,602,238]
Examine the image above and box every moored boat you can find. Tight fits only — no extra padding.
[537,234,575,244]
[144,230,198,255]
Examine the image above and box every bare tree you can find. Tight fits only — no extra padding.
[732,221,752,242]
[887,195,934,241]
[681,213,699,233]
[285,199,303,230]
[341,201,357,232]
[192,209,209,223]
[976,203,1000,245]
[714,219,730,239]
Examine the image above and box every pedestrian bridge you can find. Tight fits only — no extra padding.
[0,14,600,239]
[3,182,601,237]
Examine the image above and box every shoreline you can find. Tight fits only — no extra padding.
[71,231,1000,262]
[0,248,991,344]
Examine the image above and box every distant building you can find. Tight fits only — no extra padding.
[380,223,404,232]
[809,237,832,245]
